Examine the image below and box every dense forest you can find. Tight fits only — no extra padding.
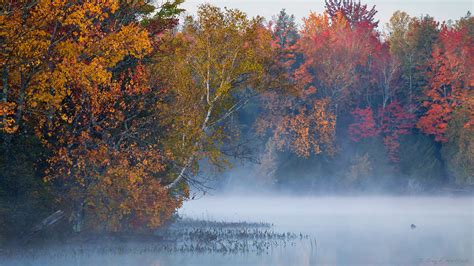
[0,0,472,244]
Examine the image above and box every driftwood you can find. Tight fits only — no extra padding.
[22,210,65,243]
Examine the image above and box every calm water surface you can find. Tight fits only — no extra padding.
[3,196,473,266]
[178,196,473,266]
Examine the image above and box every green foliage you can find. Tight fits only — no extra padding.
[442,110,474,185]
[386,13,440,104]
[156,0,185,18]
[398,133,444,184]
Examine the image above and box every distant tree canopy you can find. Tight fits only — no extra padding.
[0,0,473,243]
[257,8,473,189]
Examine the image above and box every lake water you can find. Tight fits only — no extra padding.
[2,196,473,266]
[177,196,473,266]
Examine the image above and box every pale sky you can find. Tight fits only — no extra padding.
[179,0,473,27]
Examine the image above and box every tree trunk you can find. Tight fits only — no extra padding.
[166,103,214,190]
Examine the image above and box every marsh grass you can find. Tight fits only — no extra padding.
[0,218,313,265]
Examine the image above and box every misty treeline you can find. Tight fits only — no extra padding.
[0,0,472,242]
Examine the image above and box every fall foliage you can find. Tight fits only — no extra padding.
[152,4,275,189]
[1,0,473,242]
[258,6,472,186]
[417,19,474,142]
[1,0,184,234]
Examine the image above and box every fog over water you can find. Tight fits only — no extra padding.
[4,195,472,266]
[179,195,473,265]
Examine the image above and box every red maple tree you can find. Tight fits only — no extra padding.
[348,107,379,141]
[417,21,473,142]
[349,101,415,162]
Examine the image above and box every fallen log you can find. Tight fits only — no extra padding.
[22,210,65,244]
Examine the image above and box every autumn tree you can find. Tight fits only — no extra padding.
[348,107,379,142]
[417,18,473,142]
[270,9,299,72]
[349,101,415,163]
[385,11,411,60]
[258,95,336,158]
[0,0,135,235]
[297,12,383,113]
[45,65,183,232]
[418,15,473,184]
[378,101,416,162]
[386,13,439,106]
[257,10,341,158]
[1,0,185,233]
[372,43,401,109]
[257,5,385,159]
[152,4,275,190]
